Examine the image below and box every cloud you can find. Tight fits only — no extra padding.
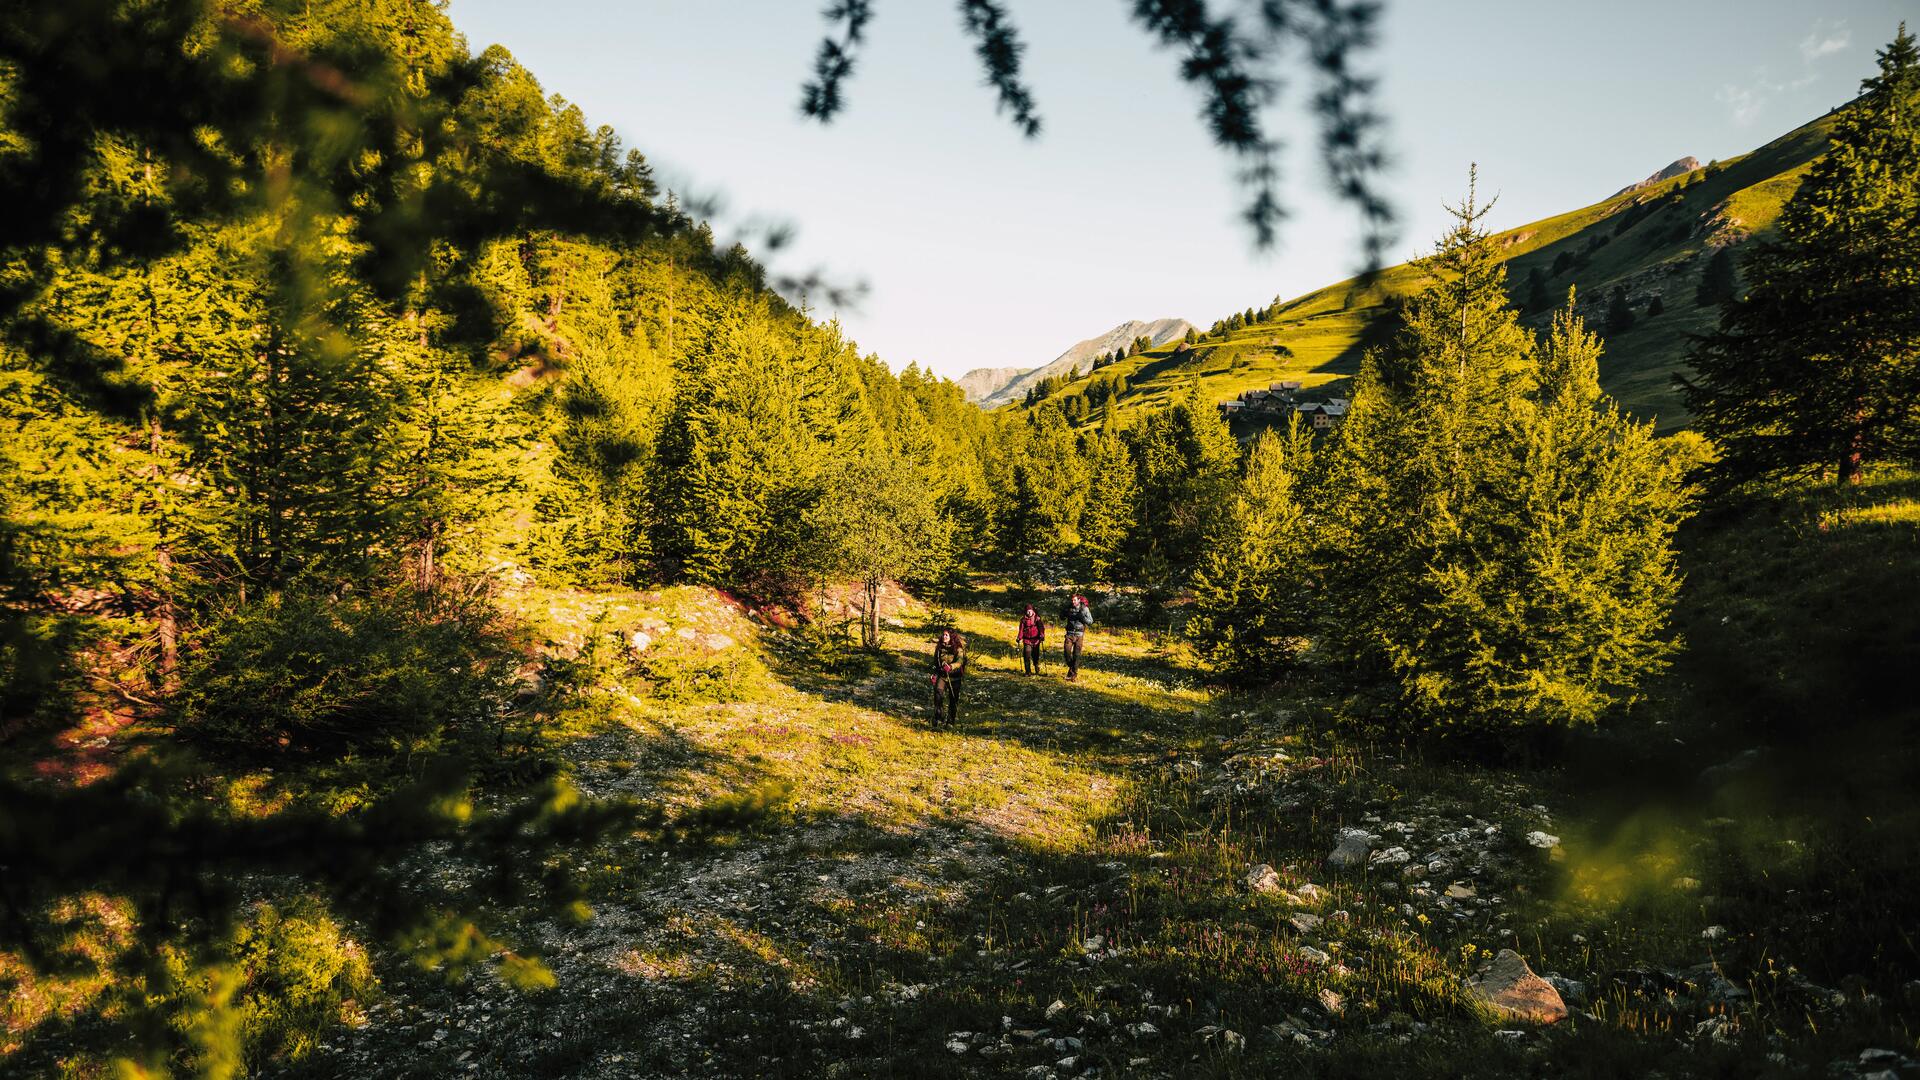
[1721,20,1849,128]
[1716,81,1771,128]
[1800,20,1850,63]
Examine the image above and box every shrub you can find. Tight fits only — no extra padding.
[177,584,521,755]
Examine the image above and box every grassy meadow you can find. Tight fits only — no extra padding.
[11,469,1905,1078]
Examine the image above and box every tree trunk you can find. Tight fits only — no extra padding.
[148,414,180,692]
[1840,398,1867,485]
[865,577,881,649]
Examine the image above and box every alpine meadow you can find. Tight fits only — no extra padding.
[4,3,1920,1080]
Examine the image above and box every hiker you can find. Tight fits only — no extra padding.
[929,626,967,726]
[1014,604,1046,675]
[1060,593,1094,680]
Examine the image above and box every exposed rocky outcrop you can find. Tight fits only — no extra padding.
[1470,950,1569,1024]
[984,318,1196,407]
[1611,156,1702,198]
[955,365,1033,403]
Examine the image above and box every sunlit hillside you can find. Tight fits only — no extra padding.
[1029,101,1854,431]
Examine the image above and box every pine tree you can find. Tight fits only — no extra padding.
[1523,266,1552,313]
[1321,168,1536,722]
[1079,421,1140,582]
[1188,418,1315,682]
[1473,298,1686,724]
[1124,384,1237,586]
[1646,294,1665,318]
[1694,245,1738,306]
[1683,24,1920,484]
[1605,286,1637,333]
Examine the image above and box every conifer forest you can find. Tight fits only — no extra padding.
[2,2,1917,1077]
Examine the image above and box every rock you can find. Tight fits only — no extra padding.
[1049,1036,1084,1054]
[1045,999,1070,1021]
[1701,925,1727,941]
[1468,950,1568,1024]
[1126,1021,1161,1040]
[1370,846,1412,868]
[1219,1028,1245,1052]
[946,1036,971,1055]
[1328,828,1374,870]
[1300,945,1332,966]
[1295,882,1326,902]
[1525,830,1560,850]
[1244,863,1284,895]
[1445,882,1476,900]
[1318,988,1345,1016]
[628,630,652,652]
[1860,1049,1905,1068]
[703,632,735,650]
[1543,974,1589,1006]
[1289,912,1323,934]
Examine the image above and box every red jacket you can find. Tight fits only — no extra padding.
[1017,614,1046,643]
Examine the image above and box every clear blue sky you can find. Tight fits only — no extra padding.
[446,0,1911,378]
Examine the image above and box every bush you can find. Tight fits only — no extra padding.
[158,900,376,1074]
[177,584,522,755]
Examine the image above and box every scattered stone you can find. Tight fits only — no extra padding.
[1543,974,1589,1006]
[628,630,652,652]
[1126,1021,1161,1040]
[1220,1028,1245,1052]
[1046,1000,1070,1021]
[1369,846,1412,868]
[1049,1036,1084,1054]
[1295,882,1326,902]
[1289,912,1323,934]
[1468,950,1568,1024]
[1701,925,1727,941]
[1445,882,1477,900]
[1328,828,1375,870]
[946,1035,972,1055]
[1300,945,1332,966]
[1245,863,1284,895]
[1525,831,1560,850]
[1859,1049,1905,1068]
[1318,988,1345,1016]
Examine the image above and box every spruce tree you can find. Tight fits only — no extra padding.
[1605,286,1637,333]
[1188,418,1315,682]
[1694,245,1738,306]
[1523,266,1552,313]
[1682,24,1920,484]
[1477,298,1686,724]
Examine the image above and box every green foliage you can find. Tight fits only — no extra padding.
[1605,285,1637,333]
[1683,25,1920,486]
[1187,419,1316,682]
[1694,245,1739,306]
[176,582,522,755]
[1323,180,1688,731]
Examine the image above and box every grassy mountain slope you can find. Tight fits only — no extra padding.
[986,317,1196,407]
[1032,104,1846,432]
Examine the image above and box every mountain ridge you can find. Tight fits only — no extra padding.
[954,366,1033,403]
[984,317,1196,406]
[1016,99,1862,431]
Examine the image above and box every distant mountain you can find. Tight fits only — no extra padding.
[1611,156,1703,198]
[1031,100,1860,430]
[984,318,1196,406]
[955,366,1033,403]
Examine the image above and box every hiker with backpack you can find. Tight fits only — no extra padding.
[1060,593,1094,680]
[929,626,967,726]
[1014,604,1046,675]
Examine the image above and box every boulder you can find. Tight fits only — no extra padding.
[1328,828,1374,870]
[1469,950,1568,1024]
[1244,863,1285,894]
[1288,912,1323,934]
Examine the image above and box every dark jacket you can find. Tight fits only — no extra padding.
[1062,601,1094,635]
[932,634,967,682]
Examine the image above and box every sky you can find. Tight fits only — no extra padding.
[445,0,1913,379]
